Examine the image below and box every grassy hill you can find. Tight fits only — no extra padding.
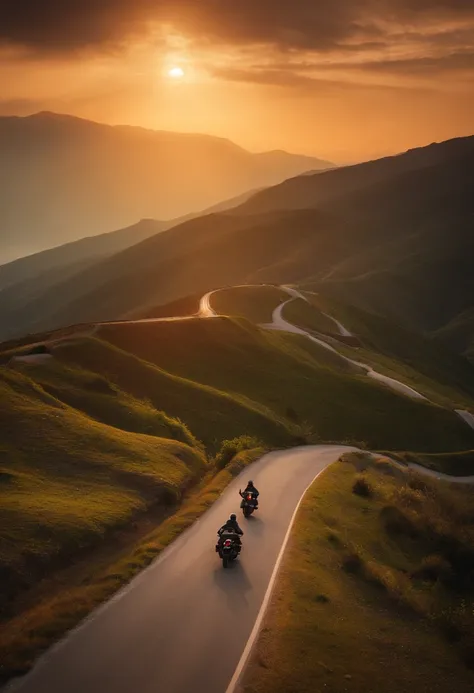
[285,291,474,409]
[208,285,288,324]
[0,365,206,614]
[93,317,474,452]
[2,308,474,679]
[282,296,346,336]
[0,191,268,337]
[238,134,474,216]
[244,454,474,693]
[2,134,472,344]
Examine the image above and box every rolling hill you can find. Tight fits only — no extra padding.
[0,111,333,262]
[0,187,264,335]
[2,283,474,679]
[1,133,472,344]
[236,134,474,216]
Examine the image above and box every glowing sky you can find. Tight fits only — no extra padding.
[0,0,473,162]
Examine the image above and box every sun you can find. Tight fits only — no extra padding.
[167,66,185,79]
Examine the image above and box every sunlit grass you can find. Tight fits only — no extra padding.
[244,454,474,693]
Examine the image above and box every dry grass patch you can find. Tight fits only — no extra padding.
[244,454,474,693]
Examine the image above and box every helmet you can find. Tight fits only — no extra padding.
[248,480,254,486]
[230,514,237,521]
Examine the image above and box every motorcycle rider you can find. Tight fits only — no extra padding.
[240,480,259,508]
[217,514,244,552]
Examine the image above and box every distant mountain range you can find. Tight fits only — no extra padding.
[1,133,473,364]
[0,112,333,262]
[0,186,260,294]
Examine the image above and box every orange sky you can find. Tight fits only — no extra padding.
[1,1,473,163]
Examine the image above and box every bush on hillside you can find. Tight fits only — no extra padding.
[214,435,263,470]
[289,420,318,446]
[342,552,363,574]
[352,475,373,498]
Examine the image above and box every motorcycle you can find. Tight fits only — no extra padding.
[240,490,258,518]
[216,534,240,568]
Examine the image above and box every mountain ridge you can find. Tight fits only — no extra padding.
[0,111,334,262]
[1,133,473,360]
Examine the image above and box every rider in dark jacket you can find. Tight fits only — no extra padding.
[217,514,243,550]
[240,480,259,507]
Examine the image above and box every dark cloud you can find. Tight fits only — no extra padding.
[1,1,473,54]
[0,0,153,53]
[0,1,369,53]
[1,0,473,95]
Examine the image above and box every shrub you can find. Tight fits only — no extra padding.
[407,474,431,493]
[342,553,363,574]
[289,420,318,446]
[214,435,263,470]
[352,475,373,498]
[315,594,330,603]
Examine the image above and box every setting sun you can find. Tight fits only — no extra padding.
[168,66,185,79]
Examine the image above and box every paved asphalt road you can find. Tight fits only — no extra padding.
[8,445,353,693]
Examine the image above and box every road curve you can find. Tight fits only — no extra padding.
[269,299,427,400]
[199,290,218,317]
[204,284,474,429]
[7,445,354,693]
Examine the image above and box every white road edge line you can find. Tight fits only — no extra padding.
[225,462,331,693]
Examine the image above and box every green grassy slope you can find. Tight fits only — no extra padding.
[282,296,342,335]
[0,366,206,616]
[208,285,288,323]
[244,455,474,693]
[53,336,290,450]
[97,317,474,452]
[390,450,474,477]
[290,291,474,409]
[2,304,474,679]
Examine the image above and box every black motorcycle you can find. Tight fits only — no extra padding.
[216,534,240,568]
[240,490,258,518]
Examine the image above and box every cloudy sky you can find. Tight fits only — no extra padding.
[1,0,473,162]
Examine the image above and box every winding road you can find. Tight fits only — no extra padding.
[258,286,474,429]
[269,298,428,400]
[7,446,355,693]
[8,284,474,693]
